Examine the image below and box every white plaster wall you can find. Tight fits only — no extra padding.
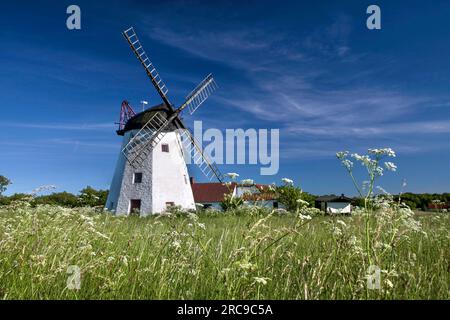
[327,202,351,214]
[151,131,195,213]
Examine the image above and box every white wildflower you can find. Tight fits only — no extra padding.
[188,212,199,221]
[253,277,270,285]
[384,162,397,172]
[171,240,181,249]
[221,268,231,274]
[281,178,294,186]
[385,279,394,288]
[348,235,358,246]
[197,223,206,230]
[298,213,312,221]
[375,166,384,176]
[351,153,373,167]
[121,256,128,267]
[342,159,353,170]
[332,226,342,237]
[297,198,309,206]
[226,173,239,180]
[368,148,396,157]
[238,261,255,271]
[336,151,349,160]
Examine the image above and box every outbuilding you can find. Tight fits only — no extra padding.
[315,194,353,215]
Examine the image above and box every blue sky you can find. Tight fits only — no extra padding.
[1,0,450,196]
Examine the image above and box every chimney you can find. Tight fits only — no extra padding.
[190,177,195,185]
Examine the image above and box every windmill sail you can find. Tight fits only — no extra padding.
[122,112,170,167]
[182,74,218,115]
[178,129,225,183]
[123,27,173,109]
[121,28,223,181]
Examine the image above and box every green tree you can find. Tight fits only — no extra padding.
[0,175,11,196]
[275,183,313,212]
[78,186,108,207]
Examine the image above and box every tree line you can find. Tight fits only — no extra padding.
[0,176,107,208]
[0,175,448,210]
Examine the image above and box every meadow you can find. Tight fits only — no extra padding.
[0,201,448,300]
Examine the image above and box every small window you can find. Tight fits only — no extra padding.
[133,172,143,184]
[273,201,279,209]
[162,144,169,153]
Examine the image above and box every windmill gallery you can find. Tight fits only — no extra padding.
[105,27,278,216]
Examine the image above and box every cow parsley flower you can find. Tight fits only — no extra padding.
[384,162,397,172]
[238,261,255,271]
[342,159,354,170]
[336,151,349,160]
[385,279,394,288]
[282,178,294,185]
[253,277,270,285]
[226,173,239,180]
[197,223,206,230]
[298,213,312,221]
[374,166,384,176]
[368,148,396,157]
[121,256,128,267]
[297,198,309,206]
[351,153,373,167]
[171,240,181,249]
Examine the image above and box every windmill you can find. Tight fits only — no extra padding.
[105,27,224,215]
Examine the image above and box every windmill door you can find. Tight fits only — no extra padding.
[129,199,141,215]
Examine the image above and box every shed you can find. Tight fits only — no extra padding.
[315,194,353,215]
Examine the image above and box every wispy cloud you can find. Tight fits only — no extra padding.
[0,122,114,131]
[141,13,450,163]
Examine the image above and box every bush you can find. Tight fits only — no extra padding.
[275,184,315,212]
[220,193,244,211]
[34,192,80,208]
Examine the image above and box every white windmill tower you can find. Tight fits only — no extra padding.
[105,27,224,216]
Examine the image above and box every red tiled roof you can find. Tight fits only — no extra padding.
[191,183,236,203]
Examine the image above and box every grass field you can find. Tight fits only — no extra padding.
[0,201,448,300]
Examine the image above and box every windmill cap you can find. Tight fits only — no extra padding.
[116,103,185,136]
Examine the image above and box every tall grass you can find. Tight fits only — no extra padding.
[0,201,448,300]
